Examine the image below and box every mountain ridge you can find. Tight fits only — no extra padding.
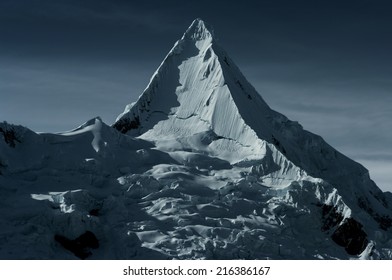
[113,18,391,230]
[1,19,392,259]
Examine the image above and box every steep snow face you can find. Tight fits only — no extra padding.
[114,19,391,223]
[111,19,317,174]
[114,19,272,164]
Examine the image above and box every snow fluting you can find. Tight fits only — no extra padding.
[1,19,392,259]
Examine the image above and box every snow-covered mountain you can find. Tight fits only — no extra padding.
[1,19,392,259]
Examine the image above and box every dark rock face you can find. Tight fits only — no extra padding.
[358,196,392,230]
[0,159,6,175]
[271,135,287,155]
[112,116,140,133]
[375,215,392,231]
[55,231,99,259]
[331,218,368,255]
[89,208,100,216]
[321,204,368,255]
[0,126,21,148]
[321,204,344,231]
[0,124,21,174]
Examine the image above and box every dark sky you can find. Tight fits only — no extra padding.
[1,0,391,191]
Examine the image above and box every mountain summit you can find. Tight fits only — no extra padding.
[113,18,390,223]
[114,18,272,164]
[183,18,214,41]
[1,19,392,259]
[113,18,392,257]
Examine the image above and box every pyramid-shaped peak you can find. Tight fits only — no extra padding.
[183,18,214,41]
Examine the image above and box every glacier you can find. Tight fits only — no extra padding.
[1,19,392,259]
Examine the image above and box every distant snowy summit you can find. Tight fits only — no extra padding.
[1,19,392,259]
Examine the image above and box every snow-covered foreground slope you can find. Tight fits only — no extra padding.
[1,19,392,259]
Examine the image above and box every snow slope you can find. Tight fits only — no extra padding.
[1,19,392,259]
